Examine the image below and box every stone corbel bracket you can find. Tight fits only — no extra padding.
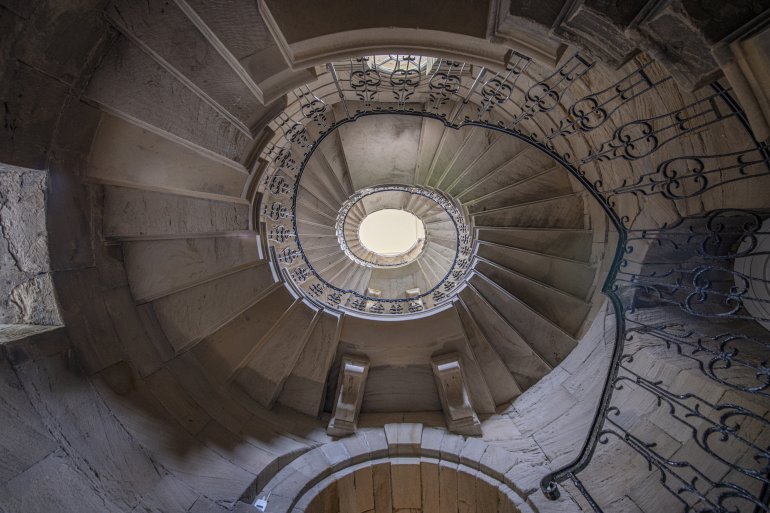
[327,354,370,437]
[431,353,482,436]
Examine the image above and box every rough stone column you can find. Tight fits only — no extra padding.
[0,164,62,341]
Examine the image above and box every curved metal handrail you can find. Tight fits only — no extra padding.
[260,52,770,511]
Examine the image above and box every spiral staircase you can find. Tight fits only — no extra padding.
[2,1,770,513]
[95,70,603,420]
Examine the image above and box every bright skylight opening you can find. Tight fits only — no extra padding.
[371,54,436,75]
[358,209,425,256]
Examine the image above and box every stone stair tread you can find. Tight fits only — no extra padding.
[454,300,522,407]
[475,258,591,335]
[469,273,576,367]
[86,37,252,163]
[476,227,593,262]
[234,301,318,408]
[152,265,278,353]
[471,193,585,229]
[277,311,342,416]
[107,0,265,132]
[190,285,294,386]
[477,242,596,299]
[460,286,552,391]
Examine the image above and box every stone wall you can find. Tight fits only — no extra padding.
[0,164,61,340]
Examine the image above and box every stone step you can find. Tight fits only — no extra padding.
[86,36,255,164]
[465,167,573,213]
[404,193,432,215]
[429,125,480,188]
[469,272,576,368]
[460,284,552,392]
[107,0,270,134]
[295,220,336,238]
[277,311,343,416]
[294,185,337,223]
[422,245,453,277]
[417,254,444,284]
[421,208,452,225]
[190,285,295,386]
[326,259,359,286]
[438,128,506,191]
[123,234,263,303]
[88,114,249,202]
[475,258,591,336]
[150,266,279,354]
[314,135,354,200]
[178,0,316,105]
[427,242,455,264]
[444,138,531,197]
[360,190,411,214]
[298,237,339,252]
[423,123,468,187]
[350,202,367,221]
[316,129,355,197]
[457,149,558,203]
[316,251,356,286]
[303,241,343,261]
[347,208,364,224]
[476,241,596,300]
[470,193,585,229]
[306,155,349,207]
[102,185,250,240]
[311,250,347,276]
[297,183,342,220]
[425,221,456,241]
[234,302,319,408]
[437,131,505,191]
[340,264,370,294]
[453,299,521,408]
[353,267,374,295]
[476,227,593,262]
[301,158,347,210]
[294,200,338,225]
[414,115,446,185]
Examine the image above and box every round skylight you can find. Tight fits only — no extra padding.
[358,209,426,256]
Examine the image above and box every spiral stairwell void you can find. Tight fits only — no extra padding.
[2,2,770,513]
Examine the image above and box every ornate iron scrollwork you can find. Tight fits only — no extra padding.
[256,53,770,512]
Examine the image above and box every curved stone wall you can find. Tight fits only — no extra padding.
[254,423,580,513]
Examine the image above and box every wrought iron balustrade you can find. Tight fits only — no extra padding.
[257,52,770,511]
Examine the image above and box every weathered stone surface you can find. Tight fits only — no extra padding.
[278,312,341,416]
[123,235,260,302]
[46,145,97,272]
[0,451,124,513]
[51,268,125,373]
[0,166,61,328]
[190,283,291,384]
[130,473,199,513]
[339,115,422,189]
[103,186,249,239]
[108,0,266,129]
[0,358,57,484]
[235,302,316,408]
[0,62,64,168]
[10,0,112,85]
[384,423,423,456]
[89,114,249,201]
[87,36,251,163]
